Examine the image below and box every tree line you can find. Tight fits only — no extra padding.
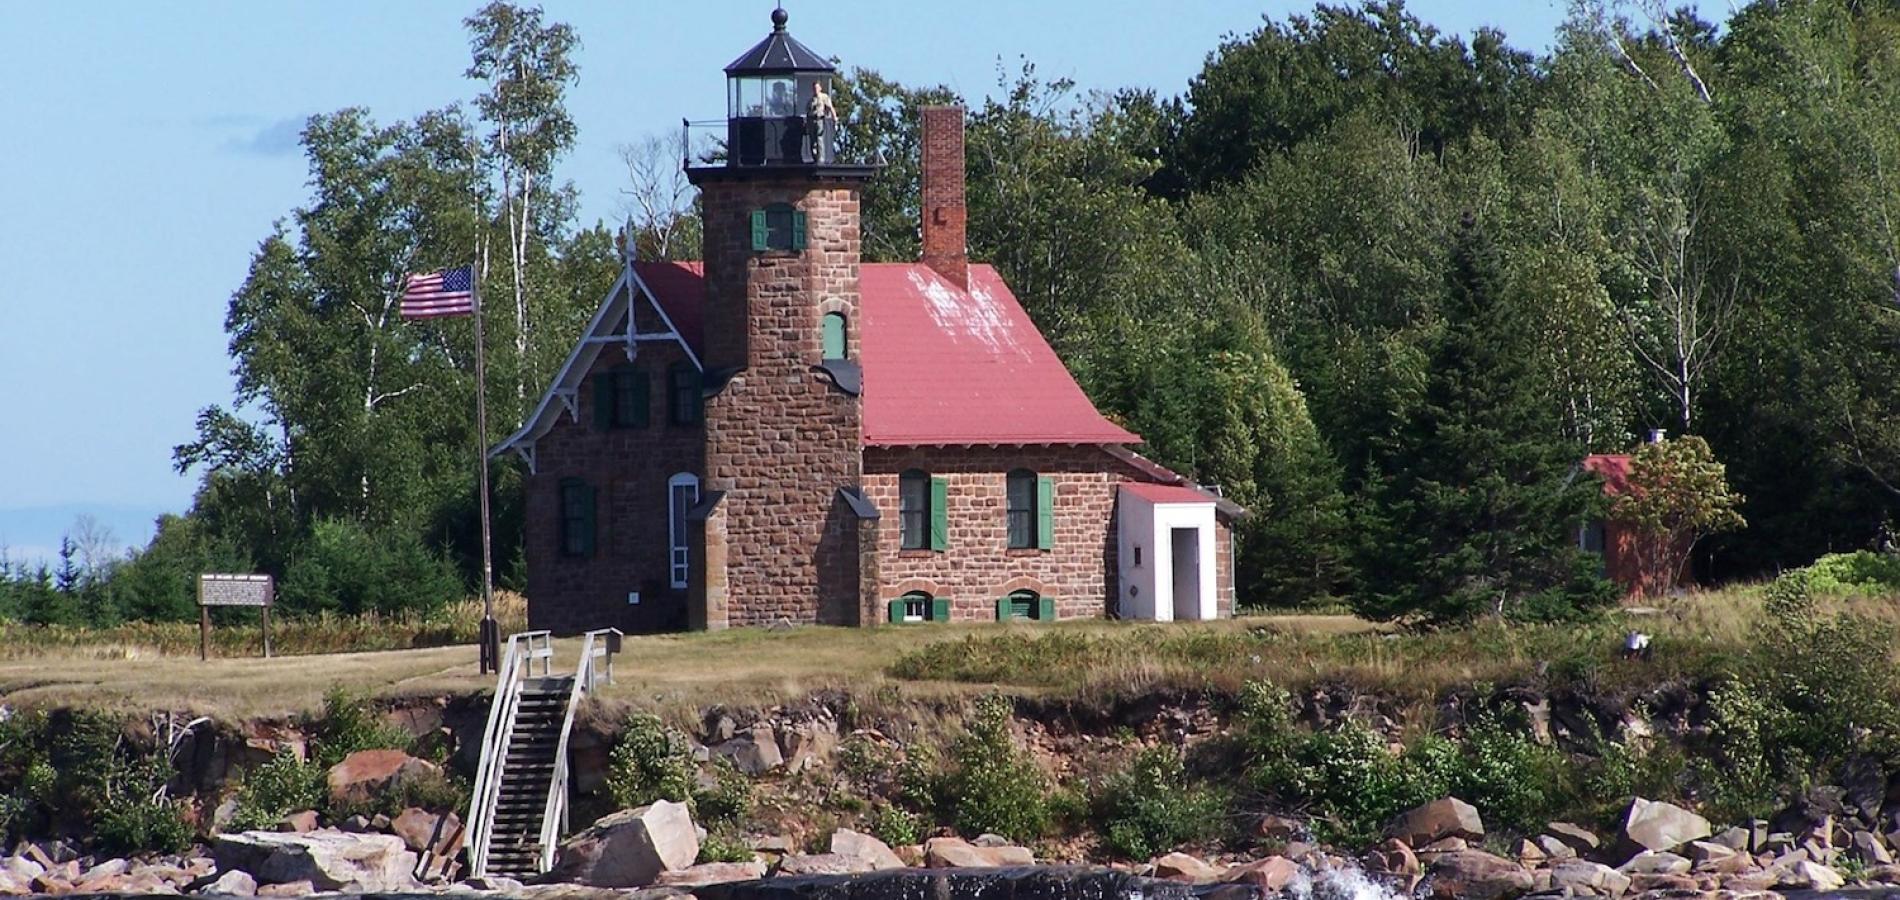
[8,0,1900,626]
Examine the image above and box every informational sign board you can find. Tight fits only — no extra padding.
[197,574,275,660]
[197,574,273,607]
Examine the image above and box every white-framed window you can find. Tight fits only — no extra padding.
[902,593,929,623]
[668,473,700,589]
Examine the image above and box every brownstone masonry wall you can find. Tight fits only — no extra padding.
[696,176,867,627]
[862,444,1162,622]
[524,294,704,635]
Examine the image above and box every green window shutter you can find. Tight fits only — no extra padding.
[888,599,905,624]
[995,597,1011,621]
[929,477,949,551]
[750,210,768,251]
[931,597,951,622]
[792,211,808,251]
[593,376,613,429]
[580,485,598,556]
[1036,476,1056,549]
[1038,596,1056,622]
[822,312,846,359]
[632,372,650,427]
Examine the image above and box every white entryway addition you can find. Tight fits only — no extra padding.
[1116,483,1220,621]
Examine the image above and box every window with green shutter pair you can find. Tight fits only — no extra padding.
[751,204,807,253]
[594,364,700,428]
[888,591,951,624]
[902,469,1055,551]
[559,478,596,557]
[995,590,1055,622]
[1006,469,1056,549]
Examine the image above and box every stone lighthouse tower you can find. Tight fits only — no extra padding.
[684,9,881,629]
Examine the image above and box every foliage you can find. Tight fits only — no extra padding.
[696,830,755,865]
[279,518,463,618]
[1804,551,1900,594]
[1093,746,1226,859]
[606,714,696,810]
[939,695,1051,841]
[692,757,752,825]
[309,687,412,770]
[867,802,923,848]
[229,751,326,831]
[94,798,193,856]
[1611,436,1746,596]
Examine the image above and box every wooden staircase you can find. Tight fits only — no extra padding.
[465,630,622,879]
[479,676,572,878]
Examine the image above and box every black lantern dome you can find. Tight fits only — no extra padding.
[722,8,837,166]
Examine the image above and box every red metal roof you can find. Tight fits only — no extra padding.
[1120,482,1221,504]
[633,261,1139,448]
[1583,454,1634,495]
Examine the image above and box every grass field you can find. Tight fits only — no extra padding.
[0,583,1888,720]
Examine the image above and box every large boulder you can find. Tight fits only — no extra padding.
[549,801,699,888]
[776,853,874,876]
[202,869,258,897]
[1389,798,1486,848]
[922,837,1034,868]
[655,861,767,887]
[324,750,439,806]
[1547,859,1631,898]
[1151,852,1220,882]
[713,725,783,776]
[1620,798,1711,853]
[1223,857,1302,891]
[211,830,420,893]
[1425,850,1533,900]
[829,829,904,871]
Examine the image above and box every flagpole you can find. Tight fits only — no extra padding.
[472,273,499,674]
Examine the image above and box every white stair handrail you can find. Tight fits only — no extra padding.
[465,630,552,878]
[536,628,624,872]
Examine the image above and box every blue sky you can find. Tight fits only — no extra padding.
[0,0,1575,561]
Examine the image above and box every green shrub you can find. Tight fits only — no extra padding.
[941,695,1050,841]
[95,798,193,856]
[894,744,943,814]
[1094,746,1226,859]
[229,750,325,831]
[309,687,411,770]
[1445,712,1570,833]
[1804,551,1900,593]
[278,517,462,617]
[1757,571,1900,762]
[1694,682,1796,824]
[606,714,695,810]
[697,830,756,864]
[692,757,753,825]
[867,803,922,847]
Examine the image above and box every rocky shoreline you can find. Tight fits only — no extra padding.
[25,787,1900,900]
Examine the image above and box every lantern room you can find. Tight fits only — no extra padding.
[723,8,837,166]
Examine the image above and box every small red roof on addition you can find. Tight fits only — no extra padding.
[634,261,1139,448]
[1120,482,1222,505]
[1583,454,1634,495]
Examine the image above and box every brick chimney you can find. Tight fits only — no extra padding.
[920,105,968,289]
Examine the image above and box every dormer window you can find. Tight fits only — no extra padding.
[751,203,806,253]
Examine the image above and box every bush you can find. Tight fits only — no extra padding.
[229,751,325,831]
[693,757,753,825]
[279,518,462,617]
[697,830,755,864]
[1445,712,1570,833]
[95,798,193,856]
[606,714,695,810]
[867,803,922,847]
[940,695,1050,841]
[309,687,411,770]
[1094,746,1226,859]
[1804,551,1900,593]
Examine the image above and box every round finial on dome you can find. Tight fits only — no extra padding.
[771,7,788,30]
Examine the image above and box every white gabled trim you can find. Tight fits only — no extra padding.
[491,261,708,460]
[513,444,536,474]
[627,265,703,372]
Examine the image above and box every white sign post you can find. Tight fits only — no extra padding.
[197,574,275,661]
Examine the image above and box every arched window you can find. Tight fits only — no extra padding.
[997,589,1050,622]
[821,311,848,360]
[889,590,943,624]
[668,363,703,425]
[1006,469,1036,549]
[899,469,930,550]
[668,473,700,588]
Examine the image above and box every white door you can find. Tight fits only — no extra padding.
[1170,527,1201,621]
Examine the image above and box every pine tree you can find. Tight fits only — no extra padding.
[1355,213,1614,624]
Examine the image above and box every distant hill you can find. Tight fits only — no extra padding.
[0,505,168,567]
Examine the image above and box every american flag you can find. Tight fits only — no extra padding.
[400,265,475,319]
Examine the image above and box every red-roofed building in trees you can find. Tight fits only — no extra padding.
[494,10,1240,632]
